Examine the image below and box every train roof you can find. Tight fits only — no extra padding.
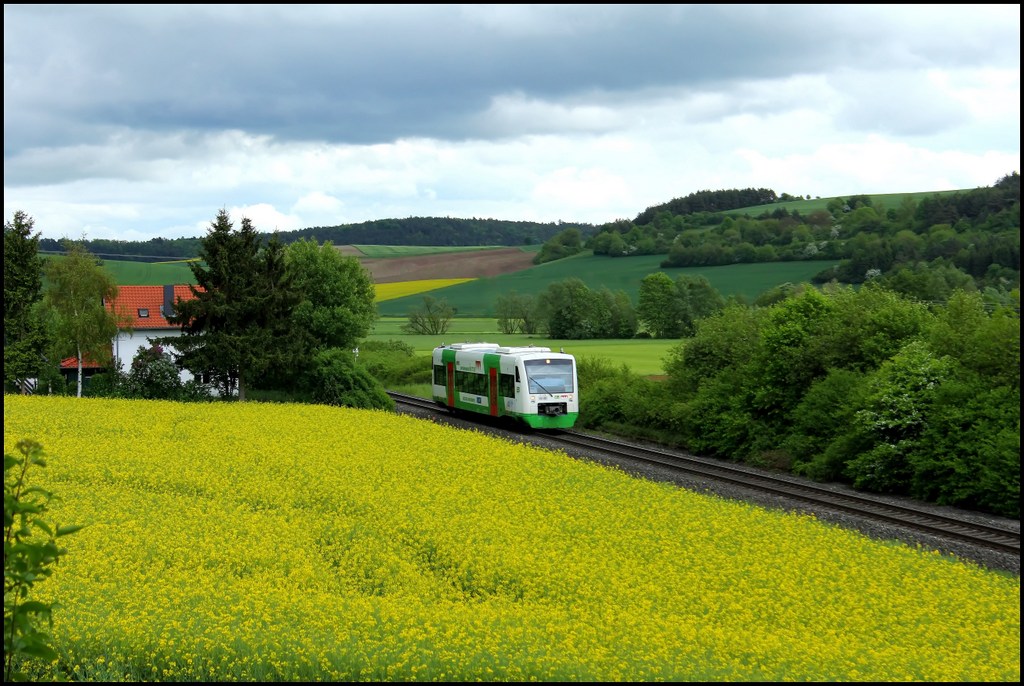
[495,346,553,354]
[438,342,501,351]
[435,342,571,356]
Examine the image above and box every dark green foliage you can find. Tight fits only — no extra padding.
[4,212,49,393]
[165,211,299,401]
[577,367,679,444]
[81,366,129,399]
[746,288,836,423]
[495,291,539,335]
[647,282,1019,516]
[537,278,597,339]
[533,228,584,265]
[126,343,183,399]
[534,278,635,340]
[927,289,1020,389]
[252,237,378,394]
[842,342,954,494]
[306,347,395,411]
[38,236,204,263]
[636,272,680,338]
[663,303,764,396]
[356,340,432,386]
[819,283,931,372]
[785,369,870,481]
[574,355,632,389]
[875,260,976,302]
[285,238,377,353]
[4,440,83,681]
[293,217,597,248]
[674,274,725,336]
[42,240,129,398]
[634,187,778,224]
[402,296,454,335]
[912,378,1019,517]
[37,218,599,258]
[676,375,768,459]
[84,347,214,402]
[593,287,638,339]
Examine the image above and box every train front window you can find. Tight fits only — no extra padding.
[523,358,574,394]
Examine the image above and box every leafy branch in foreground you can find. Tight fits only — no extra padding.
[4,439,83,682]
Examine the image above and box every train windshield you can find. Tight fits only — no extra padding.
[523,358,574,394]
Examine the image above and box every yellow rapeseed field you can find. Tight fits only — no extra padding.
[3,394,1019,682]
[374,279,475,302]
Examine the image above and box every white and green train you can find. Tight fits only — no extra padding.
[431,342,579,429]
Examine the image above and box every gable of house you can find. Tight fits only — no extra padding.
[109,284,201,330]
[60,284,201,370]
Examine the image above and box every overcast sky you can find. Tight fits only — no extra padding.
[4,4,1020,243]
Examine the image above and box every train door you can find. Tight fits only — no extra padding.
[446,361,455,406]
[488,366,498,416]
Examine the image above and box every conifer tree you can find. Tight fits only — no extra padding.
[166,209,297,400]
[3,211,48,392]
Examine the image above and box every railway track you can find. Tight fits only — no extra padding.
[389,392,1021,559]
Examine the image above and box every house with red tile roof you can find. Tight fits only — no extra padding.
[60,284,201,384]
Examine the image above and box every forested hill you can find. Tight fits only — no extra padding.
[634,187,782,224]
[35,187,790,261]
[288,217,596,248]
[33,179,1019,263]
[36,217,598,262]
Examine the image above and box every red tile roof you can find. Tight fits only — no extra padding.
[60,285,202,369]
[106,284,201,329]
[60,354,105,370]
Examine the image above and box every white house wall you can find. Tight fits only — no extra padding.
[113,330,194,384]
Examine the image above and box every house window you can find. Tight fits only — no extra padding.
[138,308,149,318]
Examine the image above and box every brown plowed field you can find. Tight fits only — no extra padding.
[336,246,537,283]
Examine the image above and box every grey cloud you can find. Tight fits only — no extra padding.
[6,4,1016,156]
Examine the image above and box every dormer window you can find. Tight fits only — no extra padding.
[138,308,150,318]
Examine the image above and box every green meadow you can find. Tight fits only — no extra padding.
[368,317,676,376]
[727,189,965,217]
[43,253,199,286]
[375,255,839,317]
[70,250,837,319]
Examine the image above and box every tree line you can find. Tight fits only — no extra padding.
[6,209,389,409]
[35,217,598,262]
[8,193,1020,517]
[361,266,1022,518]
[576,283,1020,518]
[579,173,1019,305]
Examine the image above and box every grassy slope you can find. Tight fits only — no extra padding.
[730,189,965,216]
[42,254,198,287]
[61,187,972,312]
[367,317,676,376]
[355,244,525,257]
[376,253,838,317]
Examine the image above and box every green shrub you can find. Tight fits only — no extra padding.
[910,376,1020,517]
[785,368,869,480]
[4,439,82,681]
[82,366,129,398]
[357,339,432,386]
[307,347,395,411]
[126,344,184,400]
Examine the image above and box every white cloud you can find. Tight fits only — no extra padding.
[3,4,1019,241]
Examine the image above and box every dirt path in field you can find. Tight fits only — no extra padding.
[335,246,537,283]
